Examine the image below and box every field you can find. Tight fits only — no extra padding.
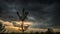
[3,26,60,34]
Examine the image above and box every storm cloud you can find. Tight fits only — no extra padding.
[0,0,60,28]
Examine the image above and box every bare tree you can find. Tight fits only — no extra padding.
[17,8,29,33]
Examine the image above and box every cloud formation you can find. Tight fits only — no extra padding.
[0,0,60,28]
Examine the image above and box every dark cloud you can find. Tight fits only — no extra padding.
[0,0,60,28]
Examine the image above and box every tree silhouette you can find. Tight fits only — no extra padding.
[17,8,29,33]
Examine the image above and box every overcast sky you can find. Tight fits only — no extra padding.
[0,0,60,28]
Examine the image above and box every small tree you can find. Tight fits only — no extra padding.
[17,8,29,33]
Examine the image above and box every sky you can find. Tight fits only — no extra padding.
[0,0,60,28]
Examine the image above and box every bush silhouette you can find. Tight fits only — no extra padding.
[35,32,39,34]
[0,22,6,33]
[46,28,54,34]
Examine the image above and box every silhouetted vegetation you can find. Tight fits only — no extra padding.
[0,22,6,33]
[45,28,54,34]
[5,28,60,34]
[0,31,60,34]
